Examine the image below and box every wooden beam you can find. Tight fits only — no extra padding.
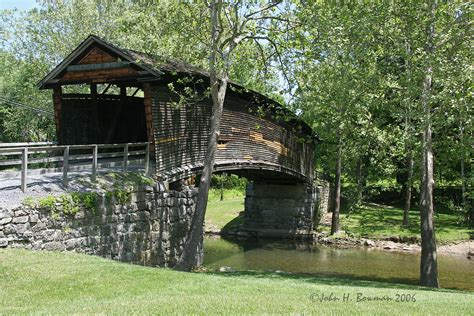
[145,142,150,175]
[60,67,139,81]
[101,83,111,94]
[21,147,28,193]
[123,144,129,172]
[67,61,131,72]
[90,84,97,97]
[143,83,155,157]
[63,146,69,187]
[131,88,140,97]
[53,86,62,143]
[92,145,98,182]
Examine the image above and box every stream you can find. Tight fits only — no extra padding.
[203,236,474,291]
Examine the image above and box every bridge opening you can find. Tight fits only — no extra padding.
[58,87,147,145]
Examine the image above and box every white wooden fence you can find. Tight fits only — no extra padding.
[0,142,150,192]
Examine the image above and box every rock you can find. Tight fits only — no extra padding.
[0,238,8,247]
[43,241,66,251]
[12,216,29,224]
[74,211,85,220]
[4,224,15,235]
[218,266,235,272]
[14,210,27,217]
[0,211,11,219]
[14,223,29,234]
[402,247,413,251]
[364,239,375,247]
[29,214,39,223]
[0,217,12,225]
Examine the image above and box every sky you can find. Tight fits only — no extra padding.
[0,0,38,10]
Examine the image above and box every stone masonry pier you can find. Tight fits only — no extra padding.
[243,183,320,239]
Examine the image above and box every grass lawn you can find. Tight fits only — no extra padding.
[1,249,473,315]
[323,203,472,243]
[205,188,245,232]
[205,189,471,243]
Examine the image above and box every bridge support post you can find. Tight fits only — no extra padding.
[243,182,319,239]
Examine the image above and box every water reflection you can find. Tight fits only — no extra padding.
[203,236,474,291]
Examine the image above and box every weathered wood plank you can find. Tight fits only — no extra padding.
[67,62,131,72]
[77,46,117,65]
[63,146,69,187]
[21,147,28,192]
[92,145,98,182]
[60,67,138,81]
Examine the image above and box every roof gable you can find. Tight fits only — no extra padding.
[37,35,160,88]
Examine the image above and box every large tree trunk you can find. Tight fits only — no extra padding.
[419,0,439,288]
[403,152,414,227]
[331,139,342,235]
[175,0,227,271]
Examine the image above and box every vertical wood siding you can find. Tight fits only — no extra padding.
[152,86,314,182]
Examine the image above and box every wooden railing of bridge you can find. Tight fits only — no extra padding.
[0,142,150,192]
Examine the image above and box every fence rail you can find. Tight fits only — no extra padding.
[0,142,150,192]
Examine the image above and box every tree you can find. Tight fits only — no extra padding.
[293,2,387,234]
[175,0,288,270]
[418,0,439,288]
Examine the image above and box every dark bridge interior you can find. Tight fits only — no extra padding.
[60,94,147,145]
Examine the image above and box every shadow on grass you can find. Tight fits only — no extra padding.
[221,211,245,233]
[203,269,470,293]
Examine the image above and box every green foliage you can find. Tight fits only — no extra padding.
[105,189,131,205]
[59,194,80,216]
[71,192,99,214]
[81,193,99,213]
[211,174,247,192]
[22,197,37,208]
[29,192,100,216]
[37,196,57,213]
[208,188,245,203]
[114,190,132,205]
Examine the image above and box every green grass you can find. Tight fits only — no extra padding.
[1,249,472,315]
[322,203,471,243]
[205,189,245,232]
[204,189,471,242]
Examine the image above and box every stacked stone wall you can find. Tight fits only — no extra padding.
[0,184,201,268]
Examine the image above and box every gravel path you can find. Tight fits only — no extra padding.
[0,166,145,208]
[0,172,99,208]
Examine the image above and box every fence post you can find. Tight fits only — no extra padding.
[92,145,98,182]
[21,147,28,193]
[144,142,150,175]
[123,143,129,172]
[63,146,69,187]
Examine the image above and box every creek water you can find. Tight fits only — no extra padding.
[203,236,474,291]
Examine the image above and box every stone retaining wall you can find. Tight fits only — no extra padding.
[0,184,202,268]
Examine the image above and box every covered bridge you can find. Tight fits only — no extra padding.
[38,35,320,237]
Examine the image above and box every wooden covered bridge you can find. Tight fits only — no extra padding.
[37,35,320,237]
